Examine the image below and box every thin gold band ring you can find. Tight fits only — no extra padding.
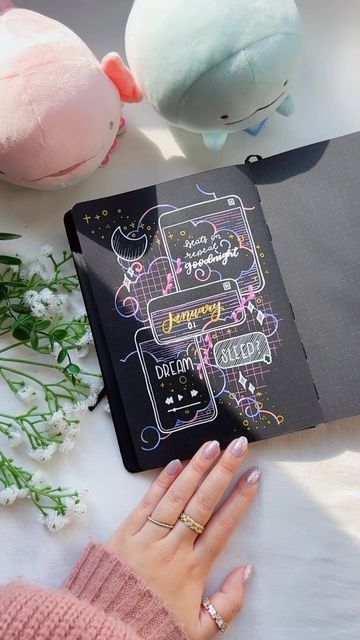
[147,515,174,530]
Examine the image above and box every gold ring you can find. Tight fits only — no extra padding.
[201,596,229,633]
[179,511,205,535]
[147,515,174,530]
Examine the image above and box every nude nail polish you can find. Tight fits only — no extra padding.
[242,564,253,583]
[166,459,181,476]
[203,440,220,460]
[244,466,261,485]
[231,436,248,458]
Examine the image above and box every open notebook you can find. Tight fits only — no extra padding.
[65,131,360,471]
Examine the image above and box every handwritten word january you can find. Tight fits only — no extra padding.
[161,301,224,334]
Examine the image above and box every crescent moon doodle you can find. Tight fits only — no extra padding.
[111,226,148,262]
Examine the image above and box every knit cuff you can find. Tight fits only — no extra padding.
[64,543,187,640]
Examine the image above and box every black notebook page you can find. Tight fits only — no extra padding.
[69,168,322,471]
[245,132,360,422]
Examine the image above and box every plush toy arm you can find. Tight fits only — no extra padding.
[102,52,143,103]
[202,132,228,151]
[276,94,295,116]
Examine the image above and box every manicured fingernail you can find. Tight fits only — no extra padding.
[231,436,248,458]
[244,466,261,485]
[202,440,220,460]
[242,564,253,583]
[165,459,182,476]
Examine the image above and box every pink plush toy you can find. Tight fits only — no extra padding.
[0,0,142,189]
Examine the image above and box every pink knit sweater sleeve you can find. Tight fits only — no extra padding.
[0,543,187,640]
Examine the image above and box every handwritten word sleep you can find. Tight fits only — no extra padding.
[161,301,224,334]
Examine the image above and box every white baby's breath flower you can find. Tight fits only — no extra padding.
[16,384,39,404]
[71,501,87,518]
[63,497,87,518]
[77,347,89,359]
[38,288,53,304]
[23,288,67,320]
[31,471,46,487]
[23,290,38,306]
[28,442,58,462]
[0,485,21,505]
[42,511,70,531]
[84,394,98,410]
[58,437,75,454]
[8,427,23,447]
[47,410,67,432]
[31,302,47,319]
[90,379,103,396]
[63,497,76,511]
[58,293,68,306]
[77,328,93,348]
[41,245,54,257]
[72,400,90,416]
[62,402,75,419]
[62,421,80,436]
[20,260,49,282]
[17,488,29,499]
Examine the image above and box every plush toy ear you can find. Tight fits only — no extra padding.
[101,52,143,103]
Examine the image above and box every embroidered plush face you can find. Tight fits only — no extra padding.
[175,34,299,134]
[0,5,142,189]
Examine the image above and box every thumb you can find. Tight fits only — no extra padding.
[199,564,253,637]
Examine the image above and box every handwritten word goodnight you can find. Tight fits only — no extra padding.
[155,356,194,379]
[161,301,224,334]
[184,247,239,276]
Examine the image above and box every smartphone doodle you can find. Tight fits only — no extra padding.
[148,279,245,344]
[159,195,264,294]
[135,328,217,433]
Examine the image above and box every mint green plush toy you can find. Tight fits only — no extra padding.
[125,0,302,150]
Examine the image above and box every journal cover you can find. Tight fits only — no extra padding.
[65,166,322,471]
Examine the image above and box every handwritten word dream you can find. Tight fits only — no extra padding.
[155,356,194,379]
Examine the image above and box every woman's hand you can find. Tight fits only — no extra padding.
[107,437,260,639]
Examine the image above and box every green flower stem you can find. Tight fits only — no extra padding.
[0,409,78,449]
[0,365,46,391]
[47,382,88,398]
[0,451,80,516]
[0,356,100,377]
